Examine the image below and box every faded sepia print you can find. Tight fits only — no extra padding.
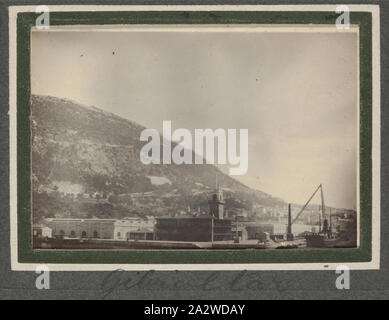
[31,25,358,250]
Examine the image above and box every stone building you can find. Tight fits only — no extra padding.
[45,217,155,240]
[155,188,233,242]
[114,218,155,240]
[33,224,53,238]
[45,218,116,239]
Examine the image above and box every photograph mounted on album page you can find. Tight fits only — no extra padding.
[8,4,381,271]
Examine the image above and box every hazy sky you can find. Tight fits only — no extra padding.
[31,27,358,209]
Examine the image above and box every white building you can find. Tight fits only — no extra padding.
[114,217,155,240]
[33,224,53,238]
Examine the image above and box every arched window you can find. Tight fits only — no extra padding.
[93,231,99,238]
[59,230,65,236]
[81,231,87,238]
[70,231,76,237]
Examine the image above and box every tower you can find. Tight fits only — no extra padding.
[209,188,225,219]
[286,203,293,240]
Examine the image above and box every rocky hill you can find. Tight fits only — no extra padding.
[31,95,285,222]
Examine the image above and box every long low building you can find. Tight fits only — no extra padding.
[243,222,319,240]
[44,218,155,240]
[155,217,233,242]
[114,218,154,240]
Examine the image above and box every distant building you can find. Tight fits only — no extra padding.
[33,224,52,238]
[329,212,357,235]
[114,218,154,240]
[208,188,225,219]
[44,217,155,240]
[245,224,279,240]
[155,188,233,242]
[155,217,232,242]
[45,218,116,239]
[231,223,248,241]
[243,222,318,240]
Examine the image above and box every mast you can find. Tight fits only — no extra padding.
[318,204,322,234]
[211,216,214,243]
[320,184,325,222]
[329,207,332,236]
[235,215,239,243]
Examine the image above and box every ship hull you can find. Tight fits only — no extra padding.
[305,234,357,248]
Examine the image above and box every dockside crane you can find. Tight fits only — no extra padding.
[286,184,327,240]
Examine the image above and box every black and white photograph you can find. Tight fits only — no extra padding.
[30,25,359,250]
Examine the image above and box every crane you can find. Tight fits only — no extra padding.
[287,184,326,239]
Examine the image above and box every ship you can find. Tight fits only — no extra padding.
[304,233,356,248]
[289,184,357,248]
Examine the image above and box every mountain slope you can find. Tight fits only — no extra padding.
[31,95,284,221]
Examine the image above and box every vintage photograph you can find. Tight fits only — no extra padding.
[30,25,359,250]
